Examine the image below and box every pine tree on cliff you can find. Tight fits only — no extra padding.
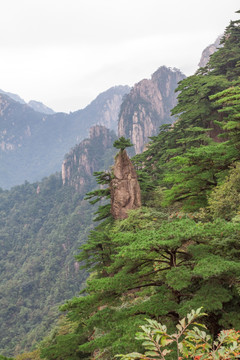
[111,137,141,219]
[113,136,133,151]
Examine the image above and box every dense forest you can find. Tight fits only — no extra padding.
[0,128,117,356]
[1,12,240,360]
[0,176,93,355]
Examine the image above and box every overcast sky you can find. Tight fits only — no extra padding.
[0,0,239,113]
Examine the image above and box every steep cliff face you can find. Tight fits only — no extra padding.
[110,149,141,219]
[118,66,185,154]
[62,125,117,193]
[81,85,130,132]
[198,35,223,68]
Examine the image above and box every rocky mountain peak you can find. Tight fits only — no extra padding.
[62,125,117,193]
[198,35,223,68]
[118,66,185,154]
[28,100,55,114]
[80,85,130,132]
[0,89,26,104]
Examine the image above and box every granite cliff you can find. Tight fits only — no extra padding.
[62,125,117,193]
[198,35,223,68]
[118,66,185,154]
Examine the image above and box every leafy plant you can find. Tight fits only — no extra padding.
[116,308,240,359]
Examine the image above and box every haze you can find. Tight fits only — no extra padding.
[0,0,239,113]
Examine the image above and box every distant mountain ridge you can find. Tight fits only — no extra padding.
[27,100,55,114]
[0,89,55,114]
[0,85,130,189]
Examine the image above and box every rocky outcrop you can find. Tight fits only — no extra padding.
[110,149,141,219]
[62,125,117,193]
[118,66,185,154]
[198,35,223,68]
[80,85,130,133]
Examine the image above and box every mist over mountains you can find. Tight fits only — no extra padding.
[0,85,129,189]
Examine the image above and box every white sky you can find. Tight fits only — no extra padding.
[0,0,239,113]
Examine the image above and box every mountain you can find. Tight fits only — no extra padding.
[0,89,26,104]
[0,89,55,114]
[62,125,117,193]
[198,35,223,68]
[27,100,55,114]
[78,85,130,132]
[118,66,186,153]
[0,85,129,189]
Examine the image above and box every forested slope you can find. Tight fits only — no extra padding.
[34,14,240,360]
[0,127,117,356]
[0,176,94,355]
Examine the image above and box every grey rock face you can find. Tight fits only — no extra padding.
[118,66,185,154]
[198,35,223,68]
[62,125,117,193]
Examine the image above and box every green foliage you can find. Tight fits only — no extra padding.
[208,162,240,220]
[84,170,113,221]
[163,142,238,210]
[113,137,133,151]
[210,84,240,148]
[40,211,240,359]
[39,316,89,360]
[15,349,41,360]
[117,308,240,360]
[205,16,240,80]
[0,175,95,356]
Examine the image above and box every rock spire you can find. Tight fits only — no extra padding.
[110,149,141,219]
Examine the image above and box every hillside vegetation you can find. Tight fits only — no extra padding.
[0,176,93,355]
[1,12,240,360]
[36,14,240,359]
[0,127,117,356]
